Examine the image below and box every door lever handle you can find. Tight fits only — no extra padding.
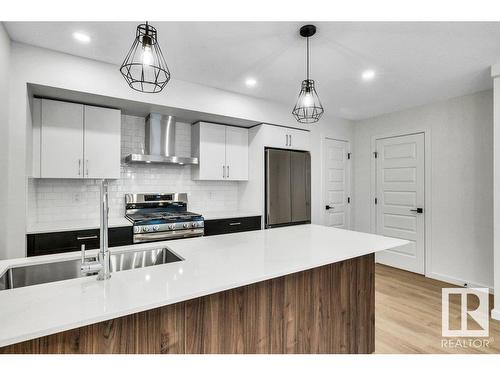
[410,208,424,213]
[325,205,333,210]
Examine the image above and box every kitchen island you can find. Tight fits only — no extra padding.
[0,224,407,354]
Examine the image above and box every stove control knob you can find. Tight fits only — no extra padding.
[183,223,189,229]
[191,222,198,228]
[153,225,160,231]
[168,224,175,230]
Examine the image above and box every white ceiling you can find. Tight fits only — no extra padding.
[5,22,500,120]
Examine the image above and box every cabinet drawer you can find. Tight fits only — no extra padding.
[204,216,261,236]
[27,226,133,257]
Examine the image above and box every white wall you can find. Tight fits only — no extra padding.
[5,42,349,259]
[353,90,494,289]
[0,24,11,259]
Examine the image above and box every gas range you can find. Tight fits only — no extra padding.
[125,193,204,243]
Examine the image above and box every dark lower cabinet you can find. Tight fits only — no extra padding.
[27,226,133,257]
[204,216,261,236]
[27,217,261,256]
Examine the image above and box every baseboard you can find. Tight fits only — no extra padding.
[424,271,494,294]
[492,310,500,321]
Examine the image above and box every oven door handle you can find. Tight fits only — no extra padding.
[133,228,204,243]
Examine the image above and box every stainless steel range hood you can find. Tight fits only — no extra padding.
[125,114,198,165]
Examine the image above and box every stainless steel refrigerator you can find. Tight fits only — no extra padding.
[265,148,311,228]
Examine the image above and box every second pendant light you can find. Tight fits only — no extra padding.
[292,24,324,124]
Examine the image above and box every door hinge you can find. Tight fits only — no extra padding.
[347,197,351,204]
[375,197,378,205]
[373,151,378,159]
[347,152,351,160]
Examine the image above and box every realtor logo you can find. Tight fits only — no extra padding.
[442,288,489,337]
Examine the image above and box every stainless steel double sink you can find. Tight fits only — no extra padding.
[0,247,183,291]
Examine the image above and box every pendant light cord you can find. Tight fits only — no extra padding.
[306,36,310,81]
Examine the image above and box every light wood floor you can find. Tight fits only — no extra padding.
[375,263,500,354]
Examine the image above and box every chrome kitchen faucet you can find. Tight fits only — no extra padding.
[80,179,112,280]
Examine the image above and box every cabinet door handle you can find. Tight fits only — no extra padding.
[229,222,241,226]
[289,134,292,146]
[286,134,289,146]
[78,159,81,176]
[85,160,89,177]
[77,235,98,240]
[227,165,229,179]
[222,165,225,179]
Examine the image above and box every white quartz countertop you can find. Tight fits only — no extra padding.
[26,217,132,234]
[0,224,407,347]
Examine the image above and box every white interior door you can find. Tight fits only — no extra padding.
[84,105,121,179]
[225,126,248,180]
[375,133,425,274]
[323,138,351,228]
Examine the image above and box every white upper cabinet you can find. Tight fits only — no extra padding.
[286,127,311,151]
[192,122,227,180]
[40,99,84,178]
[260,124,310,151]
[225,126,249,181]
[84,105,121,179]
[35,98,121,179]
[192,122,248,181]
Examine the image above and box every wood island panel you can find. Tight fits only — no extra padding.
[0,253,374,354]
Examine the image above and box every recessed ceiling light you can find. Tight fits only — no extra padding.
[245,77,257,87]
[72,32,91,44]
[362,69,376,81]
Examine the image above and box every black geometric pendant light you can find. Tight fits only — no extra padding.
[292,24,324,123]
[120,22,171,93]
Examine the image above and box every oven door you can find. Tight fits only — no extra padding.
[133,228,204,243]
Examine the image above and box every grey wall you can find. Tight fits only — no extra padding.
[353,90,494,289]
[0,24,10,259]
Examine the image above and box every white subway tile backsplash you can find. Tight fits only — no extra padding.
[27,115,240,226]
